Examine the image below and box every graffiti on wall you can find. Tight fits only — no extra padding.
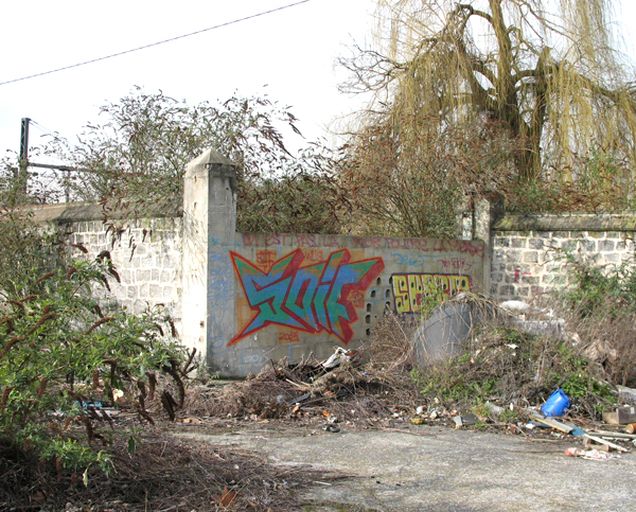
[392,273,471,314]
[229,249,384,346]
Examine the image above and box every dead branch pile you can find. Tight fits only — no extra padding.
[184,349,419,426]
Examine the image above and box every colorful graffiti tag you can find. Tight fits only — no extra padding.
[229,249,384,346]
[392,273,471,314]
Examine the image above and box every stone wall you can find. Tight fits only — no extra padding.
[490,214,636,300]
[30,173,636,374]
[180,149,487,376]
[30,203,183,327]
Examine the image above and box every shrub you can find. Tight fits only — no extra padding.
[0,255,188,476]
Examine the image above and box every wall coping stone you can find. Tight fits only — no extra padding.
[13,201,182,224]
[495,213,636,232]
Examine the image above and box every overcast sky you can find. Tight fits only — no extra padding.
[0,0,375,157]
[1,0,636,160]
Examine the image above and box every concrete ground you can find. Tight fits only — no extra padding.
[178,425,636,511]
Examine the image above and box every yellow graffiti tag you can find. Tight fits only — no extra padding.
[391,273,471,314]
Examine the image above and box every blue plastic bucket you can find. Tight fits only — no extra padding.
[541,388,571,417]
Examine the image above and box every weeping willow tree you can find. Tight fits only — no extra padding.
[340,0,636,236]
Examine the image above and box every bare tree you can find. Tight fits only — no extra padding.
[44,88,342,233]
[339,0,636,233]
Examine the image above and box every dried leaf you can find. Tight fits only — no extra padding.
[219,487,238,508]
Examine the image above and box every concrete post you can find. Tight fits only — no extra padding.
[181,149,237,367]
[473,195,504,297]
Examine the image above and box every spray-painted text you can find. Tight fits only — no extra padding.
[229,249,384,345]
[392,273,471,314]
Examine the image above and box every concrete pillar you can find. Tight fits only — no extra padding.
[473,198,491,295]
[181,149,237,367]
[473,195,504,297]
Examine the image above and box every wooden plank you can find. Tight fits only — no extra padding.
[530,415,575,434]
[588,429,636,439]
[583,434,630,453]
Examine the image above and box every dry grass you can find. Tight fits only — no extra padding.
[560,304,636,387]
[0,428,334,511]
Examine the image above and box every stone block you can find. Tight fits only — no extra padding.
[530,285,546,296]
[119,269,132,283]
[134,244,147,256]
[522,251,539,263]
[542,274,566,285]
[599,240,615,251]
[560,240,577,251]
[498,285,515,297]
[136,270,151,282]
[600,253,620,263]
[580,239,597,252]
[529,239,544,249]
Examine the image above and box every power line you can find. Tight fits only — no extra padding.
[30,119,61,138]
[0,0,311,87]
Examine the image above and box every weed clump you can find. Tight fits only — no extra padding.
[561,258,636,386]
[412,326,616,419]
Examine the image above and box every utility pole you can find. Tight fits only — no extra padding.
[18,117,30,197]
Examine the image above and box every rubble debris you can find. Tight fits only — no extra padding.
[602,405,636,425]
[500,299,566,338]
[453,414,477,428]
[499,300,531,315]
[321,347,360,369]
[617,385,636,405]
[484,401,504,417]
[564,447,617,461]
[626,423,636,434]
